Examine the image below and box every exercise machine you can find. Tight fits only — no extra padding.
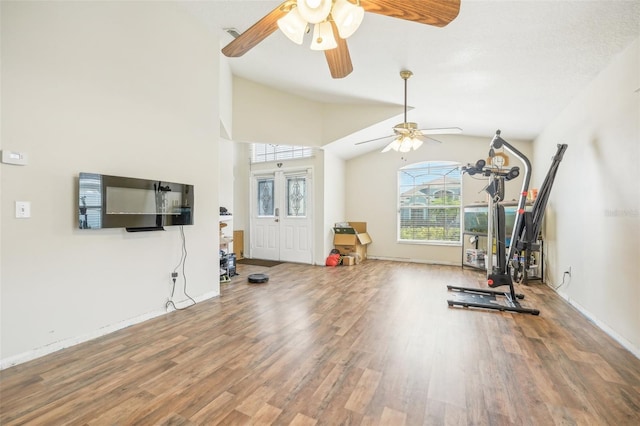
[447,130,568,315]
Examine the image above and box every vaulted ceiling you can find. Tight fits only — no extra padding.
[185,0,640,158]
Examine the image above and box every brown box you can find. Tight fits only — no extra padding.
[334,245,366,264]
[342,256,355,266]
[233,230,244,259]
[333,222,372,262]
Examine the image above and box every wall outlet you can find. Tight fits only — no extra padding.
[16,201,31,218]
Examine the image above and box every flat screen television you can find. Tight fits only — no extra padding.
[78,173,194,231]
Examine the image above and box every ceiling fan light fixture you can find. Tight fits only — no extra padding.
[310,21,337,51]
[399,136,414,153]
[382,137,402,153]
[331,0,364,39]
[297,0,332,24]
[277,7,308,45]
[411,137,424,150]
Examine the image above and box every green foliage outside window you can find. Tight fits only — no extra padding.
[398,161,462,244]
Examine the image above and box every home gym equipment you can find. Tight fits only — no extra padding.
[248,273,269,284]
[447,130,567,315]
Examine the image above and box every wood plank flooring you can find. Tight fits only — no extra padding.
[1,260,639,425]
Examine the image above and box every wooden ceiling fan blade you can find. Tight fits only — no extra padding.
[355,134,395,145]
[325,21,353,79]
[360,0,461,27]
[221,1,290,57]
[418,127,463,135]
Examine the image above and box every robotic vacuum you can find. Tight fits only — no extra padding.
[248,273,269,284]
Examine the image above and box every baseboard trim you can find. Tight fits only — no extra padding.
[367,255,460,267]
[0,291,219,370]
[555,287,640,360]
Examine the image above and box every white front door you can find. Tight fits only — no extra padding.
[250,169,313,263]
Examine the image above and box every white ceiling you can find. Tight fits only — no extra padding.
[185,0,640,158]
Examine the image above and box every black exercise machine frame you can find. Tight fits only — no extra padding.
[447,130,567,315]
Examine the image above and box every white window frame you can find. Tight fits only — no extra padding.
[251,144,313,164]
[397,161,462,245]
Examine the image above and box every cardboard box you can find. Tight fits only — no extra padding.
[333,222,372,262]
[335,246,365,264]
[342,255,355,266]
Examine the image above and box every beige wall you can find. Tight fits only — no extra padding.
[232,76,405,148]
[534,37,639,356]
[345,134,533,264]
[219,55,234,140]
[1,1,221,365]
[232,142,251,250]
[322,151,347,262]
[232,77,325,147]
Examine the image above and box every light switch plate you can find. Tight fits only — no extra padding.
[16,201,31,218]
[2,150,28,165]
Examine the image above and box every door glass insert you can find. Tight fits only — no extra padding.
[287,176,306,217]
[257,178,274,216]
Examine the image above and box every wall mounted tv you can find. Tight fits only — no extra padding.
[78,173,194,231]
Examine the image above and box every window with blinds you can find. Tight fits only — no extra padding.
[398,161,462,244]
[251,144,313,163]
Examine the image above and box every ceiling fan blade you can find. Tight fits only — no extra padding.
[424,136,443,144]
[418,127,463,135]
[325,21,353,79]
[355,134,395,145]
[221,2,289,57]
[360,0,461,27]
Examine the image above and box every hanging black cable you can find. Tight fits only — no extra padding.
[166,226,196,311]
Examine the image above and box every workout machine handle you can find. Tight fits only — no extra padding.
[490,130,531,263]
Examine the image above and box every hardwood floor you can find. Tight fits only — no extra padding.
[1,260,639,425]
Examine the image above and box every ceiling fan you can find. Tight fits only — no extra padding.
[221,0,461,79]
[355,70,462,152]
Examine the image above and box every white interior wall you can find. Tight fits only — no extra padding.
[232,77,409,149]
[534,37,639,356]
[345,134,533,264]
[312,150,328,265]
[219,139,235,211]
[219,55,233,140]
[232,77,325,147]
[219,138,235,248]
[1,1,220,366]
[320,103,404,144]
[322,150,347,262]
[233,142,251,255]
